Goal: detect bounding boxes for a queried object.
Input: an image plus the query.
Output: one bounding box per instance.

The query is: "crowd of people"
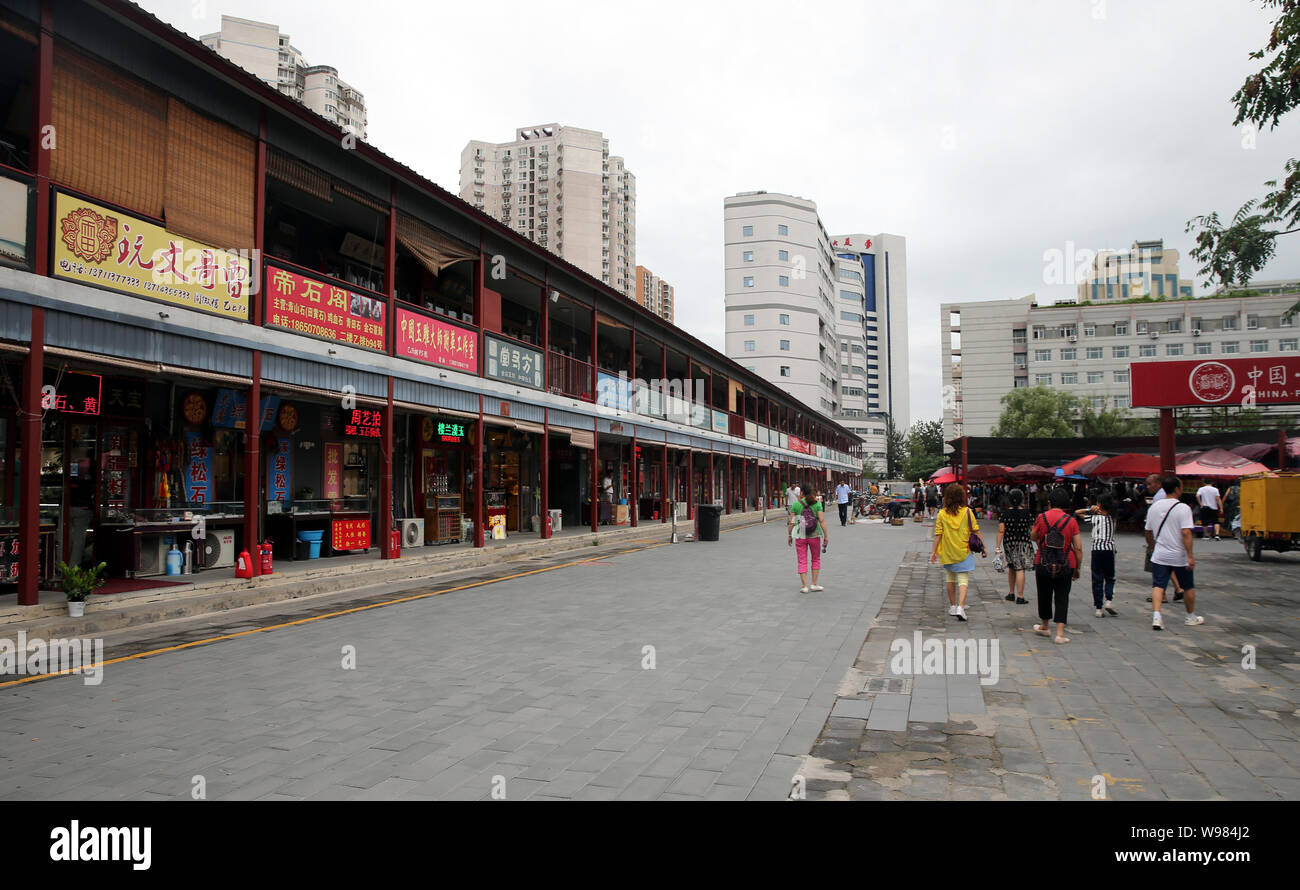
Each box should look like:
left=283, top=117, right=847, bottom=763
left=780, top=473, right=1230, bottom=636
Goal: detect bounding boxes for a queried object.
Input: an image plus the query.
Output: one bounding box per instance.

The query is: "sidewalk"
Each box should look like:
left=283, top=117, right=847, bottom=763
left=799, top=527, right=1300, bottom=801
left=0, top=508, right=770, bottom=640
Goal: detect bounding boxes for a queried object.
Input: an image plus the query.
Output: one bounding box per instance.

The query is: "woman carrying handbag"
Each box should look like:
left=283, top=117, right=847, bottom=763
left=930, top=483, right=986, bottom=621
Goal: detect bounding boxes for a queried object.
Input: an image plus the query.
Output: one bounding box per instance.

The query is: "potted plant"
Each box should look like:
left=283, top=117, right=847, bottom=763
left=60, top=561, right=107, bottom=617
left=296, top=487, right=316, bottom=501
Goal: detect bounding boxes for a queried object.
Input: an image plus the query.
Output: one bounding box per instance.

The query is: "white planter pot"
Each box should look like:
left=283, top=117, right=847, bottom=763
left=67, top=600, right=86, bottom=618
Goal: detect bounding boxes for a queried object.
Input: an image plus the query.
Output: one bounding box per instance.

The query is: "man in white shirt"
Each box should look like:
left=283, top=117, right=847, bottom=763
left=1195, top=479, right=1223, bottom=541
left=1144, top=476, right=1204, bottom=631
left=835, top=481, right=851, bottom=526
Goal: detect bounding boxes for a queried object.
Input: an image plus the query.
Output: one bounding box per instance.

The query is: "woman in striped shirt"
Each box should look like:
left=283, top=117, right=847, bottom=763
left=1075, top=493, right=1118, bottom=617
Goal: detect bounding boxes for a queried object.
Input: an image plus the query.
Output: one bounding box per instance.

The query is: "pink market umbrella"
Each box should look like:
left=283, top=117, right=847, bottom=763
left=966, top=464, right=1012, bottom=482
left=1176, top=448, right=1269, bottom=480
left=1006, top=463, right=1054, bottom=482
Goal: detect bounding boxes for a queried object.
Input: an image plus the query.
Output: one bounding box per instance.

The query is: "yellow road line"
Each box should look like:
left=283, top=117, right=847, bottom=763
left=2, top=538, right=674, bottom=688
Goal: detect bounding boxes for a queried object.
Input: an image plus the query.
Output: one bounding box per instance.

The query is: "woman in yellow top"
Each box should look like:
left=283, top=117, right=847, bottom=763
left=930, top=483, right=982, bottom=621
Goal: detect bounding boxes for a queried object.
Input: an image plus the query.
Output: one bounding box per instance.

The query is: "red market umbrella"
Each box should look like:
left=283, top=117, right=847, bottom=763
left=1176, top=448, right=1269, bottom=480
left=930, top=466, right=955, bottom=479
left=1093, top=453, right=1161, bottom=479
left=1060, top=454, right=1100, bottom=475
left=966, top=464, right=1012, bottom=481
left=1232, top=443, right=1274, bottom=461
left=1006, top=463, right=1054, bottom=481
left=931, top=472, right=958, bottom=485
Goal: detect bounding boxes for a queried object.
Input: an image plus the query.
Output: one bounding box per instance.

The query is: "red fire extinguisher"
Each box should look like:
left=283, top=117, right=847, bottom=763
left=390, top=527, right=401, bottom=559
left=259, top=540, right=273, bottom=575
left=545, top=512, right=553, bottom=537
left=235, top=549, right=253, bottom=579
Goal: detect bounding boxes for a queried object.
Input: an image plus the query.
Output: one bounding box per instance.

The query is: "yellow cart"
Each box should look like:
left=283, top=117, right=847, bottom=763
left=1240, top=471, right=1300, bottom=561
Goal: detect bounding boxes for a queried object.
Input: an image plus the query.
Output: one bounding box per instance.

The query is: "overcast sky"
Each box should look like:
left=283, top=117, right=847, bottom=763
left=146, top=0, right=1299, bottom=425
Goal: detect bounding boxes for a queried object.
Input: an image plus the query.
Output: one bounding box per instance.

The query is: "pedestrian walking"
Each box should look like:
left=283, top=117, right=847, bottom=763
left=1195, top=478, right=1224, bottom=541
left=1030, top=488, right=1082, bottom=644
left=930, top=483, right=984, bottom=622
left=925, top=483, right=939, bottom=519
left=1145, top=475, right=1205, bottom=631
left=995, top=488, right=1033, bottom=605
left=788, top=489, right=828, bottom=594
left=836, top=479, right=852, bottom=527
left=1224, top=483, right=1241, bottom=540
left=1075, top=494, right=1118, bottom=617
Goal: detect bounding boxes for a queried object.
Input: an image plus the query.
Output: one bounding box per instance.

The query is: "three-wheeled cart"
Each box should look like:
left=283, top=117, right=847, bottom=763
left=1240, top=471, right=1300, bottom=561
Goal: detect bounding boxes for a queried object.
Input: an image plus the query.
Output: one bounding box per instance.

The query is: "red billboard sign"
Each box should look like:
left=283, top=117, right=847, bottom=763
left=1130, top=357, right=1300, bottom=408
left=787, top=435, right=815, bottom=455
left=265, top=265, right=386, bottom=352
left=395, top=307, right=478, bottom=372
left=332, top=518, right=370, bottom=552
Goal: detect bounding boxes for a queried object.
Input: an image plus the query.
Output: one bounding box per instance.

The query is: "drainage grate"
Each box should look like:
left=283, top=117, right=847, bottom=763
left=863, top=676, right=912, bottom=695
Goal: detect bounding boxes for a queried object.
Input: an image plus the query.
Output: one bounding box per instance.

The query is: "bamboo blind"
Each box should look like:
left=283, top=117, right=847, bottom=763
left=163, top=97, right=255, bottom=251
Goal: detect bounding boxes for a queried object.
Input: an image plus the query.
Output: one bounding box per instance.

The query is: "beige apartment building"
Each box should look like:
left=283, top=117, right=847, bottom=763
left=635, top=265, right=674, bottom=323
left=459, top=124, right=636, bottom=298
left=200, top=16, right=367, bottom=139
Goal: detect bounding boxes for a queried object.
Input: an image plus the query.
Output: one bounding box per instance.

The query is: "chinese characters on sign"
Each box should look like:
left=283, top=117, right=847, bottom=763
left=341, top=408, right=383, bottom=438
left=184, top=432, right=213, bottom=506
left=265, top=265, right=386, bottom=352
left=268, top=438, right=292, bottom=502
left=1130, top=357, right=1300, bottom=408
left=324, top=443, right=342, bottom=499
left=485, top=334, right=544, bottom=390
left=52, top=193, right=250, bottom=320
left=436, top=421, right=466, bottom=444
left=331, top=518, right=370, bottom=552
left=396, top=308, right=479, bottom=373
left=787, top=435, right=815, bottom=455
left=40, top=369, right=101, bottom=415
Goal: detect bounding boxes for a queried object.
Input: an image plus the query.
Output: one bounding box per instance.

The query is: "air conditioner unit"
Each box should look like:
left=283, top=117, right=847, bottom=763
left=1149, top=331, right=1159, bottom=339
left=1067, top=335, right=1078, bottom=343
left=204, top=529, right=236, bottom=568
left=136, top=534, right=172, bottom=577
left=400, top=518, right=425, bottom=548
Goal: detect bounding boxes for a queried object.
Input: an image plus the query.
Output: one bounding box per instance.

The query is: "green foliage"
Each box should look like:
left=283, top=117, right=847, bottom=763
left=1176, top=407, right=1268, bottom=434
left=59, top=561, right=107, bottom=602
left=988, top=387, right=1081, bottom=438
left=901, top=419, right=948, bottom=480
left=1186, top=0, right=1300, bottom=311
left=861, top=458, right=880, bottom=479
left=884, top=416, right=906, bottom=478
left=1079, top=406, right=1153, bottom=438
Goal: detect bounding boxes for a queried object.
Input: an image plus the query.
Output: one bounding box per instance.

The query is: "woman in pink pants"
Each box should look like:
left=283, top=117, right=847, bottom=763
left=788, top=490, right=829, bottom=594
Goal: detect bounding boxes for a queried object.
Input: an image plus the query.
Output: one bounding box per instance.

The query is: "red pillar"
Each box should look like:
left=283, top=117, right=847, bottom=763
left=381, top=376, right=395, bottom=558
left=1159, top=409, right=1177, bottom=476
left=474, top=399, right=485, bottom=548
left=960, top=436, right=968, bottom=488
left=591, top=429, right=600, bottom=532
left=708, top=450, right=715, bottom=504
left=541, top=409, right=550, bottom=539
left=630, top=431, right=638, bottom=528
left=725, top=455, right=732, bottom=514
left=18, top=309, right=43, bottom=605
left=687, top=449, right=694, bottom=520
left=243, top=351, right=262, bottom=575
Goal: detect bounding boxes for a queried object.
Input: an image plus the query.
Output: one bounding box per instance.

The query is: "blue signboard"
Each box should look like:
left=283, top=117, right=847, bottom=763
left=184, top=432, right=213, bottom=506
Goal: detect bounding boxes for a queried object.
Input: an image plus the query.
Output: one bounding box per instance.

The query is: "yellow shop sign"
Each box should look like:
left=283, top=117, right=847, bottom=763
left=52, top=192, right=250, bottom=321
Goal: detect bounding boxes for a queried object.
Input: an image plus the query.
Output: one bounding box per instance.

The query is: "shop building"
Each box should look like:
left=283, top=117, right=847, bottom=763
left=0, top=0, right=861, bottom=606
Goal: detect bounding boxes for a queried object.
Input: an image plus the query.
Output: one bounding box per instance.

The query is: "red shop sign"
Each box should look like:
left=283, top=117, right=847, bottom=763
left=265, top=265, right=386, bottom=352
left=395, top=307, right=478, bottom=373
left=331, top=518, right=371, bottom=552
left=1130, top=357, right=1300, bottom=408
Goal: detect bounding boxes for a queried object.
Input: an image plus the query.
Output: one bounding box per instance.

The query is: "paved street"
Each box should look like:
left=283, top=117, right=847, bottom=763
left=802, top=524, right=1300, bottom=801
left=4, top=512, right=1297, bottom=801
left=1, top=515, right=907, bottom=801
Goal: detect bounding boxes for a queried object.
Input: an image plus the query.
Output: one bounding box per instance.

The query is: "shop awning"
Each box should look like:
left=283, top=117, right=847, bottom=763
left=488, top=418, right=544, bottom=435
left=396, top=211, right=478, bottom=274
left=549, top=425, right=596, bottom=450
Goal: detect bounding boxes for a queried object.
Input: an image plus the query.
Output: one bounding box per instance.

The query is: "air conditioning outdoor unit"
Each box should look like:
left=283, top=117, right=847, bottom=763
left=136, top=534, right=171, bottom=577
left=1192, top=329, right=1202, bottom=336
left=400, top=518, right=425, bottom=549
left=1149, top=331, right=1159, bottom=339
left=1067, top=335, right=1078, bottom=343
left=204, top=529, right=236, bottom=568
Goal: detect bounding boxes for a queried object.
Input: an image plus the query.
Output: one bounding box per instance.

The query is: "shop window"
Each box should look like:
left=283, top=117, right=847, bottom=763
left=494, top=268, right=543, bottom=345
left=0, top=19, right=37, bottom=172
left=394, top=211, right=478, bottom=319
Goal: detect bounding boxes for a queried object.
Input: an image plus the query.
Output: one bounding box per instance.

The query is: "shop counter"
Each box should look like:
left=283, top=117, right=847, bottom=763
left=104, top=511, right=245, bottom=577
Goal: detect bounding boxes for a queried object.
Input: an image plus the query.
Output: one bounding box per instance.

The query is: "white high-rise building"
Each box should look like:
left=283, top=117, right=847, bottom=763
left=459, top=124, right=636, bottom=298
left=200, top=16, right=367, bottom=139
left=723, top=192, right=910, bottom=462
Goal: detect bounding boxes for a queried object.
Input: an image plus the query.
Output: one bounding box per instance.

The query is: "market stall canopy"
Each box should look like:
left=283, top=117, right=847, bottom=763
left=1060, top=454, right=1100, bottom=475
left=930, top=466, right=956, bottom=480
left=1093, top=453, right=1161, bottom=479
left=952, top=432, right=1290, bottom=466
left=966, top=464, right=1011, bottom=481
left=1006, top=463, right=1054, bottom=481
left=932, top=472, right=958, bottom=485
left=1232, top=443, right=1274, bottom=461
left=1176, top=448, right=1269, bottom=480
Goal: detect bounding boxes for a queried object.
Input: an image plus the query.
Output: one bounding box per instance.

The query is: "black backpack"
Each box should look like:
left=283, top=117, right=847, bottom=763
left=1039, top=512, right=1071, bottom=577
